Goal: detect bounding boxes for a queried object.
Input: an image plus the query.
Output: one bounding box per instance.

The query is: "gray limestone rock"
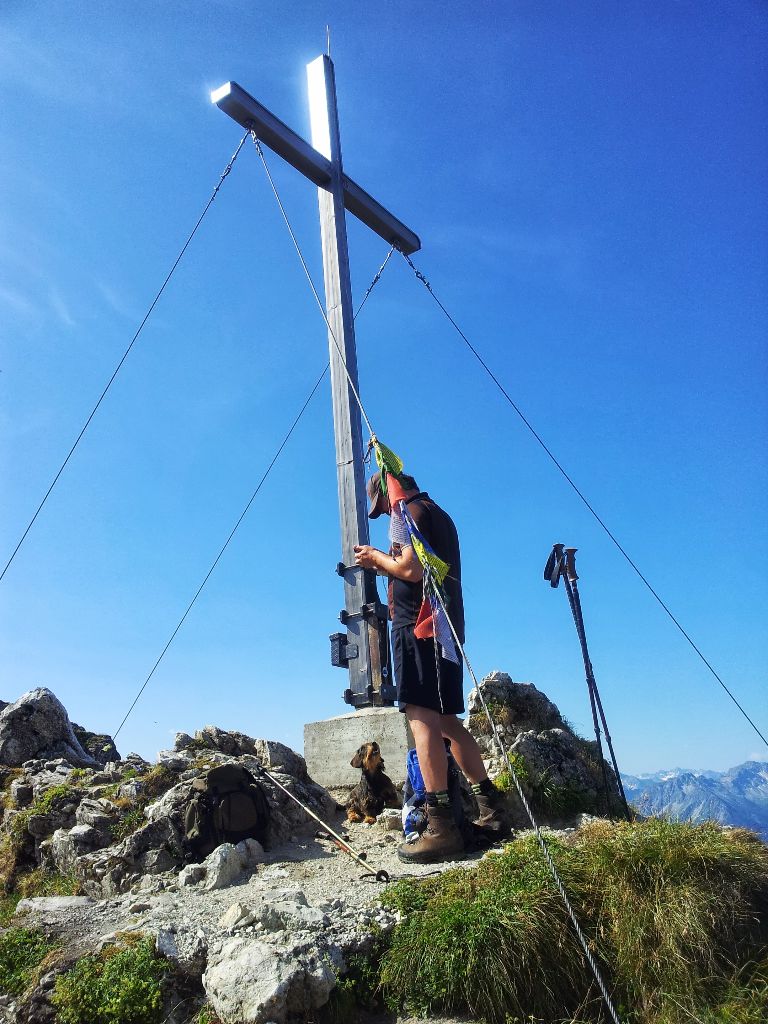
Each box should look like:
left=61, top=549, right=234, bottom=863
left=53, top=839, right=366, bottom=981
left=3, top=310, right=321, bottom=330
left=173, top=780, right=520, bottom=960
left=237, top=837, right=266, bottom=868
left=10, top=779, right=33, bottom=807
left=50, top=824, right=106, bottom=874
left=71, top=723, right=120, bottom=765
left=75, top=796, right=119, bottom=835
left=251, top=739, right=307, bottom=779
left=257, top=900, right=327, bottom=933
left=0, top=689, right=99, bottom=768
left=203, top=843, right=248, bottom=891
left=193, top=725, right=240, bottom=755
left=174, top=732, right=194, bottom=751
left=144, top=781, right=191, bottom=824
left=512, top=728, right=611, bottom=797
left=27, top=803, right=79, bottom=840
left=154, top=751, right=189, bottom=771
left=218, top=902, right=259, bottom=930
left=178, top=863, right=206, bottom=887
left=77, top=817, right=183, bottom=896
left=468, top=673, right=568, bottom=735
left=15, top=895, right=95, bottom=917
left=203, top=937, right=335, bottom=1024
left=466, top=671, right=619, bottom=823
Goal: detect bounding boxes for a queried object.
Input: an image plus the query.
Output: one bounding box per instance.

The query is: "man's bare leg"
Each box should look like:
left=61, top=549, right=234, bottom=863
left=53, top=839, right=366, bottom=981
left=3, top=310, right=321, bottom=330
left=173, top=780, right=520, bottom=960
left=440, top=714, right=512, bottom=839
left=399, top=704, right=464, bottom=863
left=439, top=714, right=487, bottom=784
left=404, top=705, right=449, bottom=792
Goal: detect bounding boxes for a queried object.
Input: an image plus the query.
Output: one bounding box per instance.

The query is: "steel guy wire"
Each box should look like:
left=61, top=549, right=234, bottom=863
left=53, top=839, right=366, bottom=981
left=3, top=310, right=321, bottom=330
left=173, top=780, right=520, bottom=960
left=250, top=132, right=378, bottom=440
left=400, top=249, right=768, bottom=751
left=1, top=131, right=251, bottom=586
left=112, top=249, right=395, bottom=740
left=424, top=569, right=624, bottom=1024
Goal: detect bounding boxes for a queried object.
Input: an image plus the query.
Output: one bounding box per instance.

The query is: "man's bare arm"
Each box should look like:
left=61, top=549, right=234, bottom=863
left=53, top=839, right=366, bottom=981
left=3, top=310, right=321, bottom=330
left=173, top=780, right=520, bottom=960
left=353, top=543, right=424, bottom=582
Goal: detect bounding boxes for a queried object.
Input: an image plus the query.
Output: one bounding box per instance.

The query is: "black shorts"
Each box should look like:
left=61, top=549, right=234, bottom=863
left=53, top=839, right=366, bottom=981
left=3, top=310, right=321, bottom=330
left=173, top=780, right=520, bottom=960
left=392, top=624, right=465, bottom=715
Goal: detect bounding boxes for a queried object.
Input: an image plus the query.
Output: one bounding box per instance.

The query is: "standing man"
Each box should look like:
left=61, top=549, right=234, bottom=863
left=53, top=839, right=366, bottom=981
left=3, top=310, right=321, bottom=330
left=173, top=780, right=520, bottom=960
left=354, top=470, right=509, bottom=863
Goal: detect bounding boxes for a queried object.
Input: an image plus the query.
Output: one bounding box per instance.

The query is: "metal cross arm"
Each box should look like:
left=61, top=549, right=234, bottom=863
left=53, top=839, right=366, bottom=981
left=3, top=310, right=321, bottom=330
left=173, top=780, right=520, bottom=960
left=210, top=81, right=420, bottom=255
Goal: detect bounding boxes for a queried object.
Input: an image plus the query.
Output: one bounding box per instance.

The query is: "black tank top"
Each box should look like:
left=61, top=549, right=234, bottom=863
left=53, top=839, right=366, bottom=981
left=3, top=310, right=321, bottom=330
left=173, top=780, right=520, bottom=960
left=389, top=493, right=465, bottom=643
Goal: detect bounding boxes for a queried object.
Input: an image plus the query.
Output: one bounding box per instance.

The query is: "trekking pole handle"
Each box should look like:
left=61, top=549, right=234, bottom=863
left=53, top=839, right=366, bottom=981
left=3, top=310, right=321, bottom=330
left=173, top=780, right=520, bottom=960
left=564, top=547, right=579, bottom=582
left=544, top=543, right=565, bottom=588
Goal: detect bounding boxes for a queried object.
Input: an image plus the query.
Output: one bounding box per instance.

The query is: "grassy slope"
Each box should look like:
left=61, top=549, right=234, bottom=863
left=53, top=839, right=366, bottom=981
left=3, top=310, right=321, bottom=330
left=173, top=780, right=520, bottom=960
left=378, top=819, right=768, bottom=1024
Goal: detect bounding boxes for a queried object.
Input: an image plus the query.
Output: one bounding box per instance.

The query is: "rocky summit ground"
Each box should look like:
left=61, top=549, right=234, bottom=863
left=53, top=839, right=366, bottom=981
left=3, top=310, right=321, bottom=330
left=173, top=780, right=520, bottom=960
left=0, top=676, right=616, bottom=1024
left=10, top=815, right=480, bottom=1024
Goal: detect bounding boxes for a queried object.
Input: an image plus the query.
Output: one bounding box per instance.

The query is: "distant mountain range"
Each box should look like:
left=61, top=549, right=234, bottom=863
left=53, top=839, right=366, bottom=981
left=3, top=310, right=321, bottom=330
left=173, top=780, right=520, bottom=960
left=620, top=761, right=768, bottom=840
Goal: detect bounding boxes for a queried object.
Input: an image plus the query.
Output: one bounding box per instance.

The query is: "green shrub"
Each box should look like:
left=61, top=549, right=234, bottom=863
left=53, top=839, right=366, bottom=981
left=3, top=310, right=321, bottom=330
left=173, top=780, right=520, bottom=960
left=0, top=927, right=59, bottom=996
left=110, top=806, right=147, bottom=841
left=52, top=935, right=168, bottom=1024
left=495, top=753, right=530, bottom=792
left=381, top=836, right=586, bottom=1021
left=581, top=819, right=768, bottom=1018
left=0, top=892, right=21, bottom=926
left=380, top=819, right=768, bottom=1024
left=321, top=946, right=386, bottom=1023
left=195, top=1007, right=222, bottom=1024
left=6, top=783, right=81, bottom=847
left=31, top=783, right=78, bottom=814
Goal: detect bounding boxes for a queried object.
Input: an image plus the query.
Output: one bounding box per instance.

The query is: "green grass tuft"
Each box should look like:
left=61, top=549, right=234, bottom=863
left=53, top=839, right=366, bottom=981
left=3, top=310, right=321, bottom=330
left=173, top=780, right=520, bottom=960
left=195, top=1006, right=223, bottom=1024
left=0, top=927, right=60, bottom=996
left=52, top=935, right=168, bottom=1024
left=697, top=955, right=768, bottom=1024
left=1, top=864, right=81, bottom=926
left=106, top=763, right=177, bottom=841
left=16, top=867, right=82, bottom=900
left=379, top=819, right=768, bottom=1023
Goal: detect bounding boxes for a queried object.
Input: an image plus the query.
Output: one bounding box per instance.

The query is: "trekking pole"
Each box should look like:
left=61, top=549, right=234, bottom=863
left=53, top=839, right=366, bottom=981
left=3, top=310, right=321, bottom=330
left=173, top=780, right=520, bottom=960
left=544, top=544, right=632, bottom=821
left=564, top=553, right=632, bottom=821
left=561, top=552, right=620, bottom=819
left=252, top=762, right=390, bottom=882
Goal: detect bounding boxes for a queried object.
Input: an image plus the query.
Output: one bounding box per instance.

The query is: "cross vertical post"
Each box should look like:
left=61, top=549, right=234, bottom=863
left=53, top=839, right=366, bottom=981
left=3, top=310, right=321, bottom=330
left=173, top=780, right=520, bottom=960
left=211, top=56, right=419, bottom=709
left=306, top=55, right=384, bottom=707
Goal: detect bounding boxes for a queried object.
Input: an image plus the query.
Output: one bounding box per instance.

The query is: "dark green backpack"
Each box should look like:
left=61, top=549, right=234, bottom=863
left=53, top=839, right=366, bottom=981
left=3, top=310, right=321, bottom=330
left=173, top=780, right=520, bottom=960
left=183, top=763, right=270, bottom=860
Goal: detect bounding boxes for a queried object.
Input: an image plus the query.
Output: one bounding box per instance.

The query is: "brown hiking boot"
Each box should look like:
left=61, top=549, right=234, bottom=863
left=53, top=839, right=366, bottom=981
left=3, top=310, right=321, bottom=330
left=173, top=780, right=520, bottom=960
left=397, top=805, right=466, bottom=864
left=473, top=788, right=514, bottom=841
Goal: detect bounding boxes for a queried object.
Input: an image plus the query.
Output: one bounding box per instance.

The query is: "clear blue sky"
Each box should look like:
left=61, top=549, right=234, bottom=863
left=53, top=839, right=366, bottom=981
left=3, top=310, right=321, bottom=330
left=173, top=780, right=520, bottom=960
left=1, top=2, right=766, bottom=775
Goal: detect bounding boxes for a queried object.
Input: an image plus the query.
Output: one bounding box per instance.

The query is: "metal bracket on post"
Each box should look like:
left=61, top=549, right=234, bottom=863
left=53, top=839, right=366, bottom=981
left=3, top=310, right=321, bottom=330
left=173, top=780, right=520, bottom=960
left=329, top=633, right=359, bottom=668
left=333, top=566, right=395, bottom=708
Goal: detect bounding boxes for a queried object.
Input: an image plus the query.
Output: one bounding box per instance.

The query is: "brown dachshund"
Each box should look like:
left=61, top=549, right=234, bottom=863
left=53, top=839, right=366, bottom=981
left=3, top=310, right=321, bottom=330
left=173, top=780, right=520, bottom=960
left=346, top=741, right=400, bottom=823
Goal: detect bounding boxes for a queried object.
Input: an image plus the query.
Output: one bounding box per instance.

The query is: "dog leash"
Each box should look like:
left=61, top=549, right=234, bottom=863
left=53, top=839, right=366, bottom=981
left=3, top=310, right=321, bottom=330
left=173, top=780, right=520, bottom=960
left=252, top=762, right=390, bottom=883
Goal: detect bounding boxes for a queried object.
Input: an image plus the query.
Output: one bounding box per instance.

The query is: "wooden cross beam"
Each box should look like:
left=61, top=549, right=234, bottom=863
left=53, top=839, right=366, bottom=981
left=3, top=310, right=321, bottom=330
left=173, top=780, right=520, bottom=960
left=212, top=56, right=420, bottom=709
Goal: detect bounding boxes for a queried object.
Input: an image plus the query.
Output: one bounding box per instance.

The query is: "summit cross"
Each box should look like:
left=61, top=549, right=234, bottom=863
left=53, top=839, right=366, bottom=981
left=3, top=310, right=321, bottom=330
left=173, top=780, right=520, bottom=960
left=211, top=56, right=420, bottom=709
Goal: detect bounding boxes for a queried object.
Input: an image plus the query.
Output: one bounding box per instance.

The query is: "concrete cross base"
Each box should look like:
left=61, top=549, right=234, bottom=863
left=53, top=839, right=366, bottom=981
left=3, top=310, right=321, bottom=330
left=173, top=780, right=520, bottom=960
left=304, top=706, right=414, bottom=790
